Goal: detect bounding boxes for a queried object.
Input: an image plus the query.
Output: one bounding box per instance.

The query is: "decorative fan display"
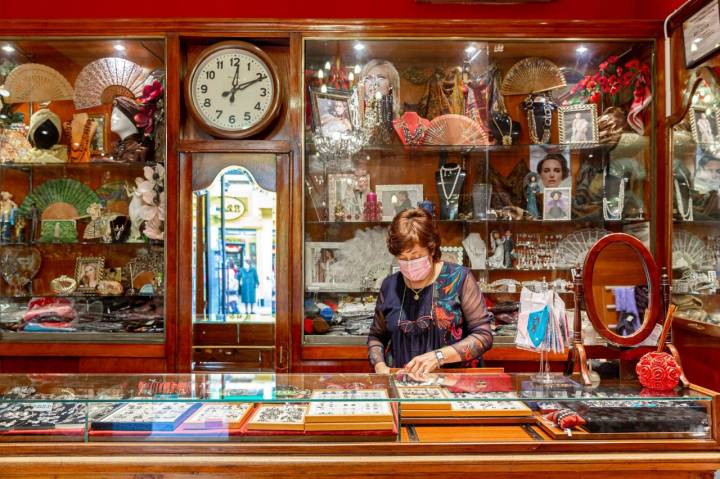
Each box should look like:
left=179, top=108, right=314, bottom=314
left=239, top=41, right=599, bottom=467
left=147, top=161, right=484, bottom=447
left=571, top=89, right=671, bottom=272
left=0, top=246, right=41, bottom=296
left=0, top=128, right=32, bottom=163
left=73, top=57, right=148, bottom=109
left=96, top=180, right=130, bottom=216
left=554, top=229, right=609, bottom=268
left=672, top=231, right=713, bottom=271
left=423, top=114, right=490, bottom=146
left=501, top=58, right=566, bottom=96
left=18, top=178, right=101, bottom=220
left=333, top=228, right=394, bottom=290
left=4, top=64, right=73, bottom=104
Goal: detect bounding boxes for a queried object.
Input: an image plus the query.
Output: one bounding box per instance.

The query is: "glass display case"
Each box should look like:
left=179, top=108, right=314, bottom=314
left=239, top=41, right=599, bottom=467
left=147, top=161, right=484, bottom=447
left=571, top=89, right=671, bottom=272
left=0, top=372, right=713, bottom=443
left=0, top=38, right=166, bottom=343
left=302, top=39, right=656, bottom=349
left=670, top=67, right=720, bottom=342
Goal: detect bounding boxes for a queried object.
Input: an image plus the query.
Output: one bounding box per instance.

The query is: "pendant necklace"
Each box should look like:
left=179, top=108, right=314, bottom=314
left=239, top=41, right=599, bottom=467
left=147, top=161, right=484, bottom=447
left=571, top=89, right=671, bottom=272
left=491, top=115, right=512, bottom=146
left=674, top=170, right=693, bottom=221
left=440, top=165, right=462, bottom=202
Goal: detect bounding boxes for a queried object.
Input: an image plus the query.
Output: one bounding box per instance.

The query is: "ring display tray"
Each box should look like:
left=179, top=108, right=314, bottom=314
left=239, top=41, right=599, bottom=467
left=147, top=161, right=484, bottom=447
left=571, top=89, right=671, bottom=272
left=90, top=402, right=202, bottom=432
left=181, top=403, right=253, bottom=430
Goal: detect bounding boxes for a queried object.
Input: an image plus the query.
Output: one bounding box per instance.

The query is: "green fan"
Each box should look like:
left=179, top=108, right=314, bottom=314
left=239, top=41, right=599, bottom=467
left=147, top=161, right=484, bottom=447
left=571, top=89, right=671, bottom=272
left=18, top=178, right=101, bottom=220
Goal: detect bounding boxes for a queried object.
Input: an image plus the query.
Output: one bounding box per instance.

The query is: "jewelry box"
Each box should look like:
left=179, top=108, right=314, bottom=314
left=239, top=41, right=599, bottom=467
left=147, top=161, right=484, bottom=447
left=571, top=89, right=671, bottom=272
left=91, top=402, right=202, bottom=431
left=247, top=404, right=307, bottom=431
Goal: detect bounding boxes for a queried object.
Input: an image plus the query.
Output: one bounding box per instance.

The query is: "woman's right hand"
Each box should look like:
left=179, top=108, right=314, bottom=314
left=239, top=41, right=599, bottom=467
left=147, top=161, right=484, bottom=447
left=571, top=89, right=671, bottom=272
left=374, top=363, right=391, bottom=374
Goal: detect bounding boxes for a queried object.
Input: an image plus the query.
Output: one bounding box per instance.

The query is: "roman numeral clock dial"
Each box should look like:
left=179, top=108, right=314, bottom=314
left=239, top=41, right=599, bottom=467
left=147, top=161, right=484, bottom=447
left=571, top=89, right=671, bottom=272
left=186, top=41, right=281, bottom=139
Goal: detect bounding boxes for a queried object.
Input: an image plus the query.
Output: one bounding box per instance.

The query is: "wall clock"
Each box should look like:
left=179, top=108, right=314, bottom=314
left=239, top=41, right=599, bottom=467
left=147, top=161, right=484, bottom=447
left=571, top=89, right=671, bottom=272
left=186, top=41, right=281, bottom=139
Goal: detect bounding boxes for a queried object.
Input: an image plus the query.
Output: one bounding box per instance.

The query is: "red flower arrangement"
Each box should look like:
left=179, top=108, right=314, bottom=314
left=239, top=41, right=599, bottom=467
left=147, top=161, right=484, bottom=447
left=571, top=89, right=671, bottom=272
left=134, top=80, right=164, bottom=136
left=635, top=351, right=682, bottom=391
left=566, top=56, right=651, bottom=108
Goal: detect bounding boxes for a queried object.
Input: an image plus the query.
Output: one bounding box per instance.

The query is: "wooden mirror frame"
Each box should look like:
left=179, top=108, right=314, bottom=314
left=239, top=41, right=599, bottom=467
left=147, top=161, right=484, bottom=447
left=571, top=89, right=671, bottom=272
left=582, top=232, right=662, bottom=347
left=667, top=66, right=720, bottom=128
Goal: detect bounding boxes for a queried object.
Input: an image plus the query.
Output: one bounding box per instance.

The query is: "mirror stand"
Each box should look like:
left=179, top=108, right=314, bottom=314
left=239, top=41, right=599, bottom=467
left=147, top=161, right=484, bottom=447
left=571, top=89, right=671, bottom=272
left=565, top=265, right=688, bottom=387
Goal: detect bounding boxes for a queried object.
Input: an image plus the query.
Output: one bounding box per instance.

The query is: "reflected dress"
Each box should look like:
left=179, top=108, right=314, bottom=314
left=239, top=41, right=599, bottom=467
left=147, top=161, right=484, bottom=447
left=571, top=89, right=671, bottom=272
left=367, top=262, right=493, bottom=368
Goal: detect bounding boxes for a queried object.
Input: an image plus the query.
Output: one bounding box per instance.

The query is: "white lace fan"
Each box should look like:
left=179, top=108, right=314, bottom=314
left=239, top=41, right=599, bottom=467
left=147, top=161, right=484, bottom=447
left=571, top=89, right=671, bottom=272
left=554, top=229, right=609, bottom=269
left=73, top=57, right=148, bottom=109
left=423, top=114, right=490, bottom=146
left=4, top=64, right=73, bottom=104
left=672, top=231, right=713, bottom=270
left=334, top=228, right=393, bottom=290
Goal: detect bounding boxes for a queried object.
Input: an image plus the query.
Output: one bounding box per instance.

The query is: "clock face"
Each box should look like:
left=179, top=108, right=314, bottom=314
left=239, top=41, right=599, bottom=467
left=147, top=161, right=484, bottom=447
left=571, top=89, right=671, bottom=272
left=190, top=47, right=276, bottom=134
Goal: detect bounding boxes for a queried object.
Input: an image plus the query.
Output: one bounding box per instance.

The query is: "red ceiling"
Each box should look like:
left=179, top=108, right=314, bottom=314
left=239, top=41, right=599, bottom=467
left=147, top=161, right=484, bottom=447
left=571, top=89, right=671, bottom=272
left=0, top=0, right=688, bottom=21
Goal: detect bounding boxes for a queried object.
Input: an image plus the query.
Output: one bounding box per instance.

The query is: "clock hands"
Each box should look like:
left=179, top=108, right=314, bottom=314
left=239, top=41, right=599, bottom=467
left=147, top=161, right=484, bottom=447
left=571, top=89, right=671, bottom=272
left=222, top=74, right=268, bottom=103
left=227, top=64, right=240, bottom=103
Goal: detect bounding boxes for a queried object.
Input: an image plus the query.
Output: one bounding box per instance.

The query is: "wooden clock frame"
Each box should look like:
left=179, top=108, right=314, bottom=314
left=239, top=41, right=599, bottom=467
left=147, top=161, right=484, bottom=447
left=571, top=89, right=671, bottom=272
left=184, top=40, right=282, bottom=140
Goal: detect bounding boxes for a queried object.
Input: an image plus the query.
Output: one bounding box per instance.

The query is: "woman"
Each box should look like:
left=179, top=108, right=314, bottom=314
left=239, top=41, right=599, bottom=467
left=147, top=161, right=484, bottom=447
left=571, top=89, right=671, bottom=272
left=319, top=100, right=352, bottom=137
left=226, top=259, right=239, bottom=314
left=367, top=208, right=493, bottom=374
left=81, top=264, right=99, bottom=289
left=536, top=153, right=571, bottom=189
left=546, top=190, right=567, bottom=219
left=239, top=259, right=260, bottom=315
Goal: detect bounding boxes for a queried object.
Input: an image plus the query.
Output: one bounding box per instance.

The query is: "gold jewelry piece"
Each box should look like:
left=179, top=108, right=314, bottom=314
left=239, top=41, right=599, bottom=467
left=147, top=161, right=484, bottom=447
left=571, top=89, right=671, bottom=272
left=97, top=280, right=124, bottom=296
left=50, top=275, right=77, bottom=295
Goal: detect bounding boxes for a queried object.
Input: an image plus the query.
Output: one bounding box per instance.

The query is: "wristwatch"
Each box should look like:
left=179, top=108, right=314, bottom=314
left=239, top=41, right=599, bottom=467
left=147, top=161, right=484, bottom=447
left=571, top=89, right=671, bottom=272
left=434, top=349, right=445, bottom=367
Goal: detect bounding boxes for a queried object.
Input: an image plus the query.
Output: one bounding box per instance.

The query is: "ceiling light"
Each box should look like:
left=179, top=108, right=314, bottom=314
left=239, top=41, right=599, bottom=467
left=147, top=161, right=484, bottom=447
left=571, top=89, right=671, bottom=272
left=320, top=84, right=327, bottom=93
left=465, top=45, right=477, bottom=54
left=348, top=72, right=355, bottom=82
left=317, top=69, right=324, bottom=80
left=113, top=44, right=126, bottom=52
left=1, top=45, right=15, bottom=53
left=353, top=43, right=365, bottom=52
left=576, top=45, right=588, bottom=54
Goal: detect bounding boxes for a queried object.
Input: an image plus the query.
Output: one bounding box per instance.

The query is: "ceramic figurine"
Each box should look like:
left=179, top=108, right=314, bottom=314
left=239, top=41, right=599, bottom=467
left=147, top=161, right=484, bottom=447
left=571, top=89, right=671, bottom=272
left=0, top=191, right=17, bottom=243
left=524, top=172, right=541, bottom=219
left=502, top=230, right=514, bottom=269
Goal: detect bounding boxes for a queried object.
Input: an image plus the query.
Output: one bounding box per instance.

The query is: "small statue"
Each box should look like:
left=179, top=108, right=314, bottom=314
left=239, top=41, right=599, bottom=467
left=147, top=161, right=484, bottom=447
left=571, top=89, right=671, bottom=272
left=0, top=191, right=17, bottom=243
left=83, top=203, right=111, bottom=241
left=524, top=172, right=541, bottom=219
left=14, top=217, right=26, bottom=243
left=502, top=230, right=514, bottom=269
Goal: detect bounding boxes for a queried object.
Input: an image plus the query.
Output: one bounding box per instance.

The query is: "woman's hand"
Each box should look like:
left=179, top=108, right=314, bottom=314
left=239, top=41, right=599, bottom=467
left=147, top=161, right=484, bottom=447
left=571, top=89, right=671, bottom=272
left=404, top=351, right=440, bottom=375
left=374, top=363, right=391, bottom=374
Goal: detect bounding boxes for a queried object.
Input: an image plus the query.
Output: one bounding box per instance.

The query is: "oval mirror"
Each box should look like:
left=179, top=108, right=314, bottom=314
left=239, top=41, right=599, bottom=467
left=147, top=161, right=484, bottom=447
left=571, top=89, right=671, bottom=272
left=582, top=233, right=661, bottom=346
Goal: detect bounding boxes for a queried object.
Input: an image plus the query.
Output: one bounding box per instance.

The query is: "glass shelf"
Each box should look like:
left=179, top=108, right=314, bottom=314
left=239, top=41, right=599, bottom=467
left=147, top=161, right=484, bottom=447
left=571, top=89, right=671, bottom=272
left=0, top=160, right=161, bottom=170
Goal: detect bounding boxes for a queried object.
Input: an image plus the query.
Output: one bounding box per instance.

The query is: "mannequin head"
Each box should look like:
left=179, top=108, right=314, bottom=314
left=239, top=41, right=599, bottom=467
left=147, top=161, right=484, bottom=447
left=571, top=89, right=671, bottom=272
left=28, top=109, right=61, bottom=149
left=111, top=96, right=141, bottom=140
left=359, top=59, right=401, bottom=116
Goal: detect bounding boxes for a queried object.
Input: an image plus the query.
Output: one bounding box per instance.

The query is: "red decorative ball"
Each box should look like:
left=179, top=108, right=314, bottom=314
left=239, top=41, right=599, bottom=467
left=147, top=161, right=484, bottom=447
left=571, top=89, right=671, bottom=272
left=636, top=351, right=682, bottom=391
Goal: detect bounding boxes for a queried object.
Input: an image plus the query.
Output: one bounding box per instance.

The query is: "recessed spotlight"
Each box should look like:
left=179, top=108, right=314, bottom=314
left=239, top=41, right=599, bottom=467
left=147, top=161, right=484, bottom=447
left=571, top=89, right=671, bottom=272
left=320, top=84, right=327, bottom=93
left=2, top=45, right=15, bottom=53
left=113, top=44, right=126, bottom=52
left=353, top=43, right=365, bottom=52
left=324, top=61, right=331, bottom=70
left=0, top=85, right=8, bottom=97
left=576, top=45, right=588, bottom=54
left=465, top=45, right=477, bottom=54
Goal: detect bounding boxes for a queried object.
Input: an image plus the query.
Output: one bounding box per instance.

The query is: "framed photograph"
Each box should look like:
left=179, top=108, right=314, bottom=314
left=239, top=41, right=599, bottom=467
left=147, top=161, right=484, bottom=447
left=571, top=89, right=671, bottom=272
left=327, top=173, right=370, bottom=222
left=375, top=184, right=424, bottom=221
left=529, top=145, right=572, bottom=191
left=694, top=144, right=720, bottom=194
left=689, top=106, right=719, bottom=145
left=683, top=0, right=720, bottom=68
left=88, top=113, right=108, bottom=156
left=310, top=88, right=354, bottom=137
left=440, top=246, right=465, bottom=265
left=75, top=256, right=105, bottom=292
left=543, top=187, right=572, bottom=221
left=305, top=241, right=361, bottom=291
left=558, top=104, right=598, bottom=146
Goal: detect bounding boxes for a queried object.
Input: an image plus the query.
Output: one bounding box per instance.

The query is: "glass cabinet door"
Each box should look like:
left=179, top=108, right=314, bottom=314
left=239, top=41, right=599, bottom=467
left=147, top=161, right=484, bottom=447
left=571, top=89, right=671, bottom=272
left=0, top=38, right=166, bottom=343
left=302, top=38, right=655, bottom=350
left=191, top=153, right=279, bottom=371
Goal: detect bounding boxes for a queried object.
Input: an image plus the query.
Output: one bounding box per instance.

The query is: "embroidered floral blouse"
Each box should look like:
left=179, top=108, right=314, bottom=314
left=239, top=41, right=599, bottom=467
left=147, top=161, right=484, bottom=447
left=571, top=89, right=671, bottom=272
left=367, top=262, right=493, bottom=368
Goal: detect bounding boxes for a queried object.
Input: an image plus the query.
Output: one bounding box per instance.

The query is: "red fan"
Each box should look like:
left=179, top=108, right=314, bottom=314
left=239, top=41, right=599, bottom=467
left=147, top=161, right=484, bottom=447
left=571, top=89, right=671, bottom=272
left=423, top=114, right=490, bottom=146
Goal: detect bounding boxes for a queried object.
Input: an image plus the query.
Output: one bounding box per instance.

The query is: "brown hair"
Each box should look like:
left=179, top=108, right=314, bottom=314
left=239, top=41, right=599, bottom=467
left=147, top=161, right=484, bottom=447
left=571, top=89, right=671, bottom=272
left=386, top=208, right=441, bottom=262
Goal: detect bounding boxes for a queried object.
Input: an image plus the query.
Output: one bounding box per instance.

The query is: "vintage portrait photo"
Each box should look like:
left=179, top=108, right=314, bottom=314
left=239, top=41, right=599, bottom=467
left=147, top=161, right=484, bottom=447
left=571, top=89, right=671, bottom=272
left=694, top=148, right=720, bottom=194
left=529, top=146, right=572, bottom=191
left=375, top=184, right=423, bottom=221
left=88, top=113, right=107, bottom=156
left=327, top=173, right=370, bottom=222
left=543, top=187, right=572, bottom=221
left=75, top=256, right=105, bottom=292
left=558, top=104, right=598, bottom=145
left=304, top=242, right=360, bottom=291
left=310, top=88, right=353, bottom=137
left=690, top=107, right=719, bottom=145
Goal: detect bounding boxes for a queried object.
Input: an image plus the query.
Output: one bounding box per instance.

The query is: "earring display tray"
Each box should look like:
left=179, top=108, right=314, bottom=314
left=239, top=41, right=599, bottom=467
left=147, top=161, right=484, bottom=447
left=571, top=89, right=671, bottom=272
left=90, top=402, right=202, bottom=431
left=181, top=403, right=253, bottom=430
left=306, top=401, right=393, bottom=424
left=0, top=402, right=86, bottom=432
left=309, top=389, right=389, bottom=401
left=396, top=386, right=452, bottom=411
left=246, top=404, right=307, bottom=431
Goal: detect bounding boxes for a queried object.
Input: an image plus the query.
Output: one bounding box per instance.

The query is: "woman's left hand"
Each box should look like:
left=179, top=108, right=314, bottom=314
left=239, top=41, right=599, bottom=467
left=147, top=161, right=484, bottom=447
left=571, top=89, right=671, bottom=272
left=404, top=352, right=440, bottom=375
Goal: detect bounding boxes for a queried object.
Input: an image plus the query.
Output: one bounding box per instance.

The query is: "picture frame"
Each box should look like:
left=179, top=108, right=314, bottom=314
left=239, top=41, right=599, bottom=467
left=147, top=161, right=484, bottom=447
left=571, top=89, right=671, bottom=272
left=440, top=246, right=465, bottom=265
left=375, top=184, right=424, bottom=221
left=305, top=241, right=362, bottom=292
left=558, top=104, right=598, bottom=146
left=88, top=113, right=108, bottom=156
left=543, top=187, right=572, bottom=221
left=529, top=145, right=572, bottom=191
left=683, top=0, right=720, bottom=69
left=327, top=173, right=370, bottom=222
left=689, top=106, right=719, bottom=145
left=75, top=256, right=105, bottom=292
left=309, top=88, right=354, bottom=137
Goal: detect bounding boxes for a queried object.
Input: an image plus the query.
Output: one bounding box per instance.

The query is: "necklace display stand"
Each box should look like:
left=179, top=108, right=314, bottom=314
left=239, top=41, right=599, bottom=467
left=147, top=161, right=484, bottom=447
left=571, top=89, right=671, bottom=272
left=435, top=156, right=466, bottom=220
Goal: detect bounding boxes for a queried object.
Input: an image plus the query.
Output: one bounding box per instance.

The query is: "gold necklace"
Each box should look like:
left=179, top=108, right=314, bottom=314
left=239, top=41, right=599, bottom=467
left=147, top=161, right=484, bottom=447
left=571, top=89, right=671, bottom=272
left=408, top=285, right=425, bottom=301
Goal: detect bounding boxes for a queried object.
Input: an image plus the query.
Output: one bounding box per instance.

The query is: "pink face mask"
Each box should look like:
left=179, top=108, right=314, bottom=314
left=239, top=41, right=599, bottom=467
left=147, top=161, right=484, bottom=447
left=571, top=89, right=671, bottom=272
left=397, top=255, right=432, bottom=282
